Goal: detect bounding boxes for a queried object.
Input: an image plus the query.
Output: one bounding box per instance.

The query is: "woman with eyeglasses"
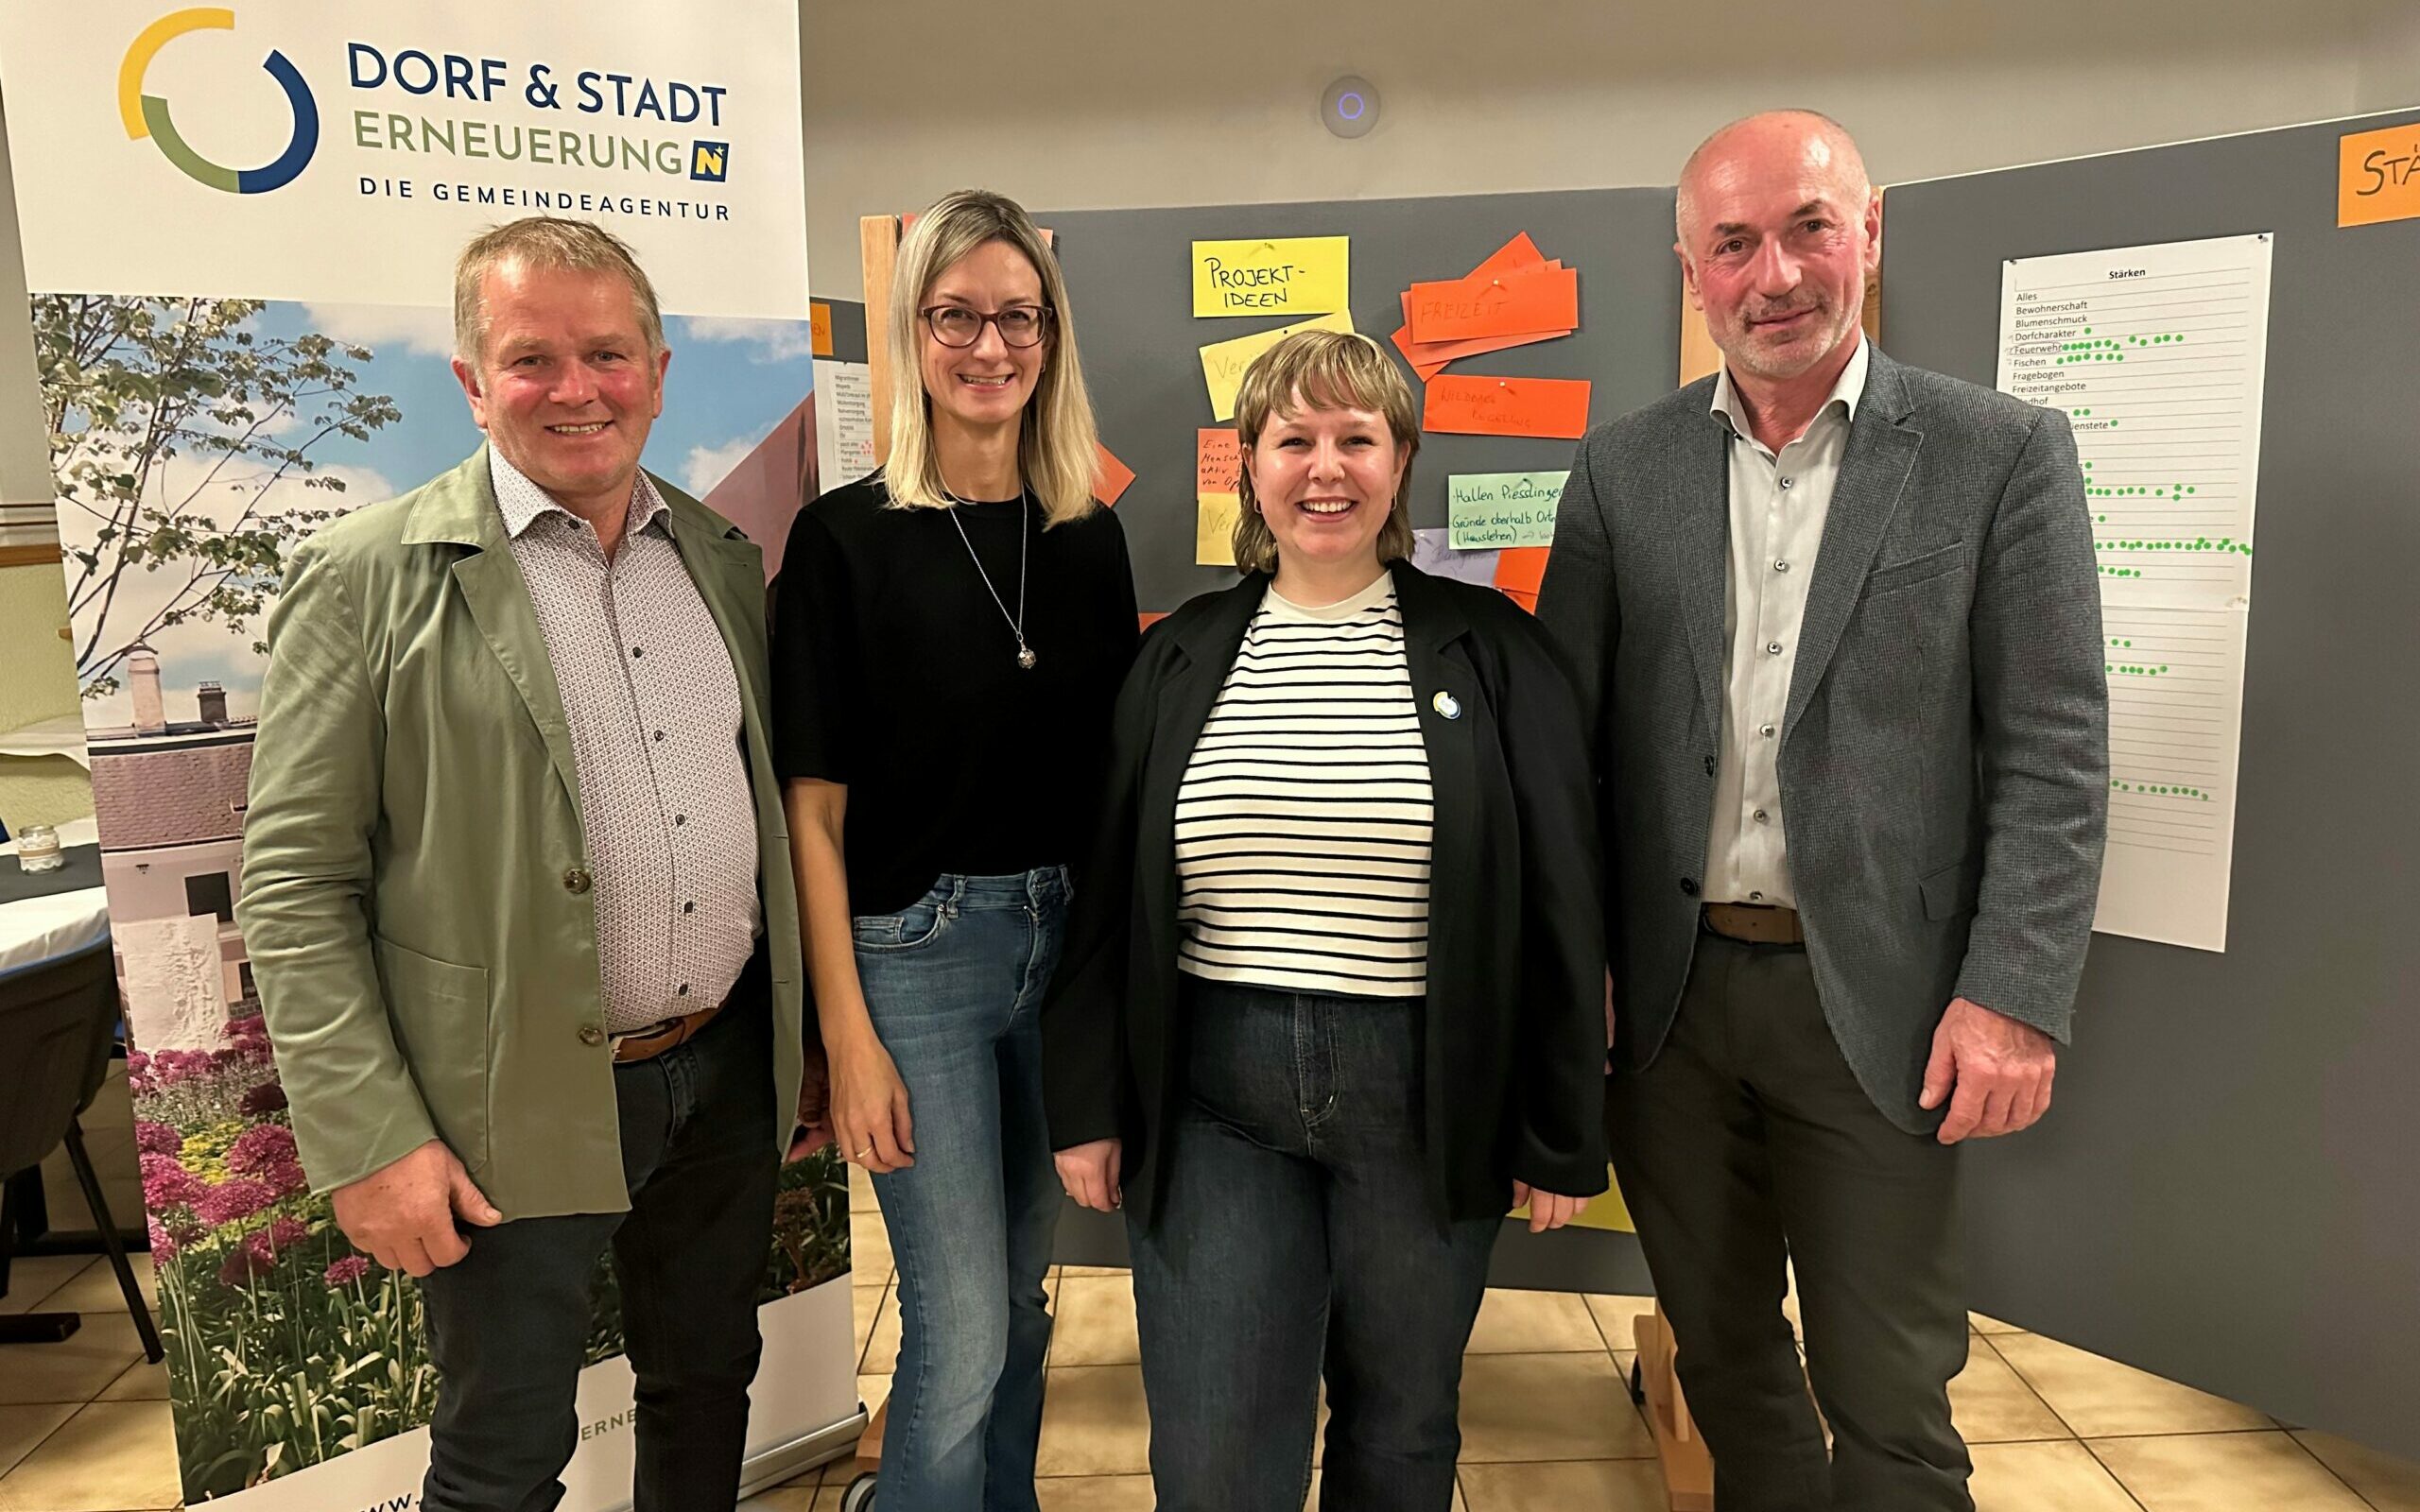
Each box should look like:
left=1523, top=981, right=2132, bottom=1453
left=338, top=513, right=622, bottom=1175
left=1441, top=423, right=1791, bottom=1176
left=771, top=188, right=1138, bottom=1509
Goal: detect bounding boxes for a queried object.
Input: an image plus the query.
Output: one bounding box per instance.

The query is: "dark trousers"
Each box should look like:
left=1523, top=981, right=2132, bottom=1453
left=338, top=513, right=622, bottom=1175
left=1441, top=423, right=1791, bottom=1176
left=1129, top=979, right=1497, bottom=1512
left=415, top=978, right=778, bottom=1512
left=1607, top=931, right=1971, bottom=1512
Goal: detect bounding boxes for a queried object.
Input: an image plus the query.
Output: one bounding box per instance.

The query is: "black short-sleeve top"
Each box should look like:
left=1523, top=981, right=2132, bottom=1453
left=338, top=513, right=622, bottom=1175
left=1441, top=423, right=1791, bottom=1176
left=770, top=475, right=1141, bottom=915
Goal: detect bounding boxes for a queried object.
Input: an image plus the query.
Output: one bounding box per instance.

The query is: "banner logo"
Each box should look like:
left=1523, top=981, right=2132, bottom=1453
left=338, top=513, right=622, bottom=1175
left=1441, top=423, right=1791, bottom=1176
left=120, top=8, right=319, bottom=194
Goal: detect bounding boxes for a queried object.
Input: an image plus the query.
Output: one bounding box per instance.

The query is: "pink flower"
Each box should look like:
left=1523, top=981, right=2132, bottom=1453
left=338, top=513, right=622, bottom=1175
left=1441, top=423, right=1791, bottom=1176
left=262, top=1159, right=309, bottom=1197
left=323, top=1255, right=371, bottom=1287
left=240, top=1220, right=307, bottom=1268
left=134, top=1121, right=182, bottom=1157
left=221, top=1013, right=269, bottom=1045
left=218, top=1247, right=274, bottom=1287
left=147, top=1216, right=179, bottom=1262
left=140, top=1152, right=204, bottom=1210
left=238, top=1081, right=288, bottom=1115
left=225, top=1124, right=298, bottom=1177
left=192, top=1177, right=275, bottom=1227
left=150, top=1049, right=215, bottom=1087
left=126, top=1050, right=150, bottom=1075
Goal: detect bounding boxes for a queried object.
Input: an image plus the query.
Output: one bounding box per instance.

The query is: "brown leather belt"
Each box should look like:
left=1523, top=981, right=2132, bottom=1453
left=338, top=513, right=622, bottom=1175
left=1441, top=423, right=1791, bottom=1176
left=1703, top=902, right=1806, bottom=946
left=611, top=998, right=726, bottom=1064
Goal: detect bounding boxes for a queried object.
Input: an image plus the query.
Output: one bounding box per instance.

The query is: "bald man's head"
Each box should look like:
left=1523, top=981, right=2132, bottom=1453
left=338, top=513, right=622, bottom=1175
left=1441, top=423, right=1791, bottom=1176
left=1676, top=110, right=1871, bottom=248
left=1672, top=111, right=1880, bottom=386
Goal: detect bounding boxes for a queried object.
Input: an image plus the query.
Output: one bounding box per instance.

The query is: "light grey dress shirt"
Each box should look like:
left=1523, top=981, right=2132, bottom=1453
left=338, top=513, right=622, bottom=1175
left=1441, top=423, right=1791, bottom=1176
left=1703, top=336, right=1872, bottom=907
left=491, top=449, right=760, bottom=1033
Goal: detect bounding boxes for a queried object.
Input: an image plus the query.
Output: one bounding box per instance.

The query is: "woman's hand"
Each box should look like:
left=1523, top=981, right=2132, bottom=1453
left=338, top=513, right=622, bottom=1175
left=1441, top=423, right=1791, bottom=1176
left=1512, top=1181, right=1592, bottom=1234
left=826, top=1025, right=915, bottom=1173
left=1055, top=1139, right=1123, bottom=1211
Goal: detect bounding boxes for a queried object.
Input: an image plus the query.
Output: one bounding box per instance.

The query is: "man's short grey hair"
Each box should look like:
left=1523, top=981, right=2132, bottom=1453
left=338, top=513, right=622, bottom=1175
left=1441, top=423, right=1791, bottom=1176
left=453, top=216, right=666, bottom=366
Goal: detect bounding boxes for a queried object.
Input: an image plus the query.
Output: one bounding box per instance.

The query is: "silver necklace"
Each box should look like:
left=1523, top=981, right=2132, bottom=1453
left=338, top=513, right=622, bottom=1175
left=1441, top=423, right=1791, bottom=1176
left=944, top=490, right=1036, bottom=670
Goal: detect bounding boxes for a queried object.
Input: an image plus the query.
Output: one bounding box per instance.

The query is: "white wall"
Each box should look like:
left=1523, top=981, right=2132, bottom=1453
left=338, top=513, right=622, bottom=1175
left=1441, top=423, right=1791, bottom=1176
left=2355, top=6, right=2420, bottom=112
left=800, top=0, right=2387, bottom=296
left=0, top=97, right=51, bottom=506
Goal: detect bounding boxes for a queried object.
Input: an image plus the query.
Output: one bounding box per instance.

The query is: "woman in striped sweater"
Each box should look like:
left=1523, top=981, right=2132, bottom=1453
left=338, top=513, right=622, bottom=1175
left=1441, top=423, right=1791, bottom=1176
left=1041, top=330, right=1610, bottom=1512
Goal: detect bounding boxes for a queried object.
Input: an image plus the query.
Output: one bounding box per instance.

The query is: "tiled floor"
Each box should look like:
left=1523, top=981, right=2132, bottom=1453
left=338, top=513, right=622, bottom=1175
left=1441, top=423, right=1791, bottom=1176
left=6, top=1171, right=2417, bottom=1511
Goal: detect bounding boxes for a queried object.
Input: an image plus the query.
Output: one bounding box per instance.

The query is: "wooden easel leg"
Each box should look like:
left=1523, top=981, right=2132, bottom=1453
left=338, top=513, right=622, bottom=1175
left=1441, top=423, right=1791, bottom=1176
left=1634, top=1302, right=1716, bottom=1511
left=857, top=1396, right=887, bottom=1461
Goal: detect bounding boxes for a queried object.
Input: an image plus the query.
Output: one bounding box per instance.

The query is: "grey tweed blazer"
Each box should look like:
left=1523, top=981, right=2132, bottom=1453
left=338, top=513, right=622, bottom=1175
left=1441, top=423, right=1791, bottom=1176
left=1536, top=344, right=2109, bottom=1132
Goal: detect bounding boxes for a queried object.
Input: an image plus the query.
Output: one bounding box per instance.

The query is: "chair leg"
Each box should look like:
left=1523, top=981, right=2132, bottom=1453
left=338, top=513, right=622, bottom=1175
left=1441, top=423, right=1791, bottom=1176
left=0, top=1170, right=13, bottom=1298
left=63, top=1119, right=164, bottom=1363
left=0, top=1172, right=81, bottom=1345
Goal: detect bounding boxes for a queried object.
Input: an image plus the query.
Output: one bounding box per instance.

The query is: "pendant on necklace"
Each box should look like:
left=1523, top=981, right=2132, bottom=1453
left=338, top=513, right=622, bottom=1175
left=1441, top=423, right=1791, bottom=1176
left=1016, top=645, right=1039, bottom=671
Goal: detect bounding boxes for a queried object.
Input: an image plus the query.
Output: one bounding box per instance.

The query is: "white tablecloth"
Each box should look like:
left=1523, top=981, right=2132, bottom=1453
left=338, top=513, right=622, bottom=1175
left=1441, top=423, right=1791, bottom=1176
left=0, top=713, right=93, bottom=768
left=0, top=815, right=109, bottom=976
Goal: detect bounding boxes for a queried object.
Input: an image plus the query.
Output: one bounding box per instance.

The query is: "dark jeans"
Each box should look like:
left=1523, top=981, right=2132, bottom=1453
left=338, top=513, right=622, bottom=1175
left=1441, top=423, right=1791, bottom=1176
left=415, top=972, right=778, bottom=1512
left=1130, top=978, right=1497, bottom=1512
left=1607, top=930, right=1970, bottom=1512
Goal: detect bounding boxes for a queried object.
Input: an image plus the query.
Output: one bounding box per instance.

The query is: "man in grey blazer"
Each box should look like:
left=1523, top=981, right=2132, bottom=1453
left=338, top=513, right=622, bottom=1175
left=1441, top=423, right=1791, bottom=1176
left=1537, top=112, right=2108, bottom=1510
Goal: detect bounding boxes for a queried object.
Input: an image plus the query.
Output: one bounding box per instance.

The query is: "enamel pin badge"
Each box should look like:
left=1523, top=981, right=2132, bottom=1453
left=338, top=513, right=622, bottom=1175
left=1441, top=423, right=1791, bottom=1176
left=1431, top=690, right=1462, bottom=719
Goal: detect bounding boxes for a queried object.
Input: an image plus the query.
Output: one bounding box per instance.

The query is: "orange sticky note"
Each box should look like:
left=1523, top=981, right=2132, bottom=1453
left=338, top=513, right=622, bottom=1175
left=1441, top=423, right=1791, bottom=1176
left=2339, top=122, right=2420, bottom=228
left=1094, top=443, right=1135, bottom=506
left=1467, top=232, right=1549, bottom=283
left=1409, top=263, right=1580, bottom=344
left=1493, top=546, right=1550, bottom=614
left=1197, top=428, right=1241, bottom=494
left=1391, top=288, right=1570, bottom=379
left=809, top=301, right=835, bottom=357
left=1423, top=376, right=1592, bottom=440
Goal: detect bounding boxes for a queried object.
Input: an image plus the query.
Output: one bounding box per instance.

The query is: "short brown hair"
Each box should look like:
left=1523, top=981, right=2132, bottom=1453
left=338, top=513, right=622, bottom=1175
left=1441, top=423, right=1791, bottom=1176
left=1230, top=330, right=1420, bottom=575
left=453, top=216, right=665, bottom=366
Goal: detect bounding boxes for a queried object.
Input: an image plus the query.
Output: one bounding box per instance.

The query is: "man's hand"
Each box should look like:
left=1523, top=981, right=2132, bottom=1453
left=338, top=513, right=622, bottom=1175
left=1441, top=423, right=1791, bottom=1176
left=330, top=1139, right=502, bottom=1277
left=1055, top=1139, right=1122, bottom=1212
left=1512, top=1181, right=1593, bottom=1233
left=1920, top=997, right=2058, bottom=1144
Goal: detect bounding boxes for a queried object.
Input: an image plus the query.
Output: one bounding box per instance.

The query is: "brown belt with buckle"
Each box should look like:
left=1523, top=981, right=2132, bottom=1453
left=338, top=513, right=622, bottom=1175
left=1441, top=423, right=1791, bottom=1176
left=1703, top=902, right=1806, bottom=945
left=611, top=999, right=726, bottom=1064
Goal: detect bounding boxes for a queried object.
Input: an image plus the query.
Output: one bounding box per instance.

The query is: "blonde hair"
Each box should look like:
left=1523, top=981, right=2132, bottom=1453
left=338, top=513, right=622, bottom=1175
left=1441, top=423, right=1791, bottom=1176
left=453, top=216, right=665, bottom=367
left=1231, top=330, right=1420, bottom=575
left=882, top=190, right=1101, bottom=526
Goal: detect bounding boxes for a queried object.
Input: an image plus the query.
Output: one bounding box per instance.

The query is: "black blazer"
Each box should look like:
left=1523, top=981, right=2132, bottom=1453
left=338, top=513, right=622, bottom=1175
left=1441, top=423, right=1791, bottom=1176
left=1042, top=560, right=1610, bottom=1231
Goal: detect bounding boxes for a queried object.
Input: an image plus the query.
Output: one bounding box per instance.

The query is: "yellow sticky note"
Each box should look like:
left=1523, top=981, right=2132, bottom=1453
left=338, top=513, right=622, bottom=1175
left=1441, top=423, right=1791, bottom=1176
left=1196, top=491, right=1242, bottom=566
left=1199, top=310, right=1356, bottom=421
left=1192, top=236, right=1350, bottom=318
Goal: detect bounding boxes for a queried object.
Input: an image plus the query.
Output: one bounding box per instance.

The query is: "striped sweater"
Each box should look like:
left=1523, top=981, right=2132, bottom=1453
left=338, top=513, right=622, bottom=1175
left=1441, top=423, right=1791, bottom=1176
left=1173, top=574, right=1433, bottom=997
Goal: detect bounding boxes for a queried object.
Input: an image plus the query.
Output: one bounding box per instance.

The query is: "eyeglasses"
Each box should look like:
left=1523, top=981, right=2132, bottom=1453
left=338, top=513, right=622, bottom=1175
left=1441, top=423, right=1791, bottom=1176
left=922, top=303, right=1052, bottom=350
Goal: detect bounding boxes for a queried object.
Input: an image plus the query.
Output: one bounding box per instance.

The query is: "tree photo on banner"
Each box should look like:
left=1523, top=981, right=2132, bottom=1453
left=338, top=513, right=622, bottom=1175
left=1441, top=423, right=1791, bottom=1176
left=40, top=297, right=849, bottom=1501
left=0, top=3, right=856, bottom=1507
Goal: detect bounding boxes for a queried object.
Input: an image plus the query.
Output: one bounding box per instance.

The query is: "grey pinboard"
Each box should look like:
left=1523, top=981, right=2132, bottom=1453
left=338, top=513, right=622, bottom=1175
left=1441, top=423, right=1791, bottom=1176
left=1880, top=109, right=2420, bottom=1457
left=1041, top=188, right=1680, bottom=614
left=1035, top=187, right=1683, bottom=1291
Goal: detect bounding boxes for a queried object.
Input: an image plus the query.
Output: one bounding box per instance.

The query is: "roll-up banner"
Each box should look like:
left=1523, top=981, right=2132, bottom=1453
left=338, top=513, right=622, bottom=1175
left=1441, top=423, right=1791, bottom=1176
left=0, top=5, right=856, bottom=1504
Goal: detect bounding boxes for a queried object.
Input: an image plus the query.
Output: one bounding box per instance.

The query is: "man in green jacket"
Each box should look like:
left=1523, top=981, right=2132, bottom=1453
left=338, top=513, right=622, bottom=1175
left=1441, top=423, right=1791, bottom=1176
left=237, top=217, right=809, bottom=1512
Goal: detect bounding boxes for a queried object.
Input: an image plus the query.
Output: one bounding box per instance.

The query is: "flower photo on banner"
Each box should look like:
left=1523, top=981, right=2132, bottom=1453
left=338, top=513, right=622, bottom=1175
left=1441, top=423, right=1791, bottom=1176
left=39, top=292, right=851, bottom=1500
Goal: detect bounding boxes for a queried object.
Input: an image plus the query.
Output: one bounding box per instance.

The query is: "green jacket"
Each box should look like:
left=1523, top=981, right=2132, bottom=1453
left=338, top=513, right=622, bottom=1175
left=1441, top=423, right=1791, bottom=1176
left=237, top=447, right=804, bottom=1219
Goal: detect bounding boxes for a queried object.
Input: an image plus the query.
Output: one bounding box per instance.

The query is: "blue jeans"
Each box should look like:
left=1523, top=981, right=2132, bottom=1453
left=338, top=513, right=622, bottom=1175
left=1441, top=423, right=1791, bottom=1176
left=855, top=868, right=1068, bottom=1512
left=1130, top=978, right=1498, bottom=1512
